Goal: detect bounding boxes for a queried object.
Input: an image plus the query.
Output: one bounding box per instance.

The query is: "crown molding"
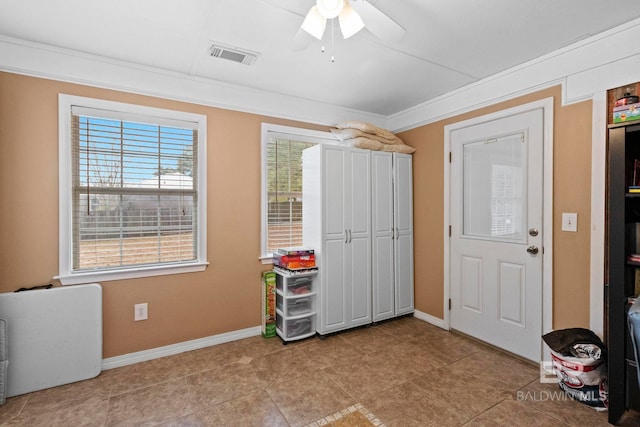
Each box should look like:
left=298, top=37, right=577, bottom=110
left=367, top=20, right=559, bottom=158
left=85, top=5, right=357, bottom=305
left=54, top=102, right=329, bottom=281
left=3, top=16, right=640, bottom=134
left=0, top=35, right=387, bottom=128
left=389, top=17, right=640, bottom=132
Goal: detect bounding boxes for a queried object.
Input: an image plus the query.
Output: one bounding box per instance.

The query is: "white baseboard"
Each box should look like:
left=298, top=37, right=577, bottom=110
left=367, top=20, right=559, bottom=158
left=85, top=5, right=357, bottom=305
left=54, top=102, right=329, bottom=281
left=102, top=326, right=262, bottom=370
left=413, top=309, right=448, bottom=330
left=102, top=314, right=449, bottom=370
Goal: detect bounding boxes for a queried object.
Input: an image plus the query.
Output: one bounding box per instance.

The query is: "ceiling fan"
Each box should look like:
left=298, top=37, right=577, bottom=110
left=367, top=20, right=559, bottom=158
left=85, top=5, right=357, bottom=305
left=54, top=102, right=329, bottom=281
left=293, top=0, right=405, bottom=50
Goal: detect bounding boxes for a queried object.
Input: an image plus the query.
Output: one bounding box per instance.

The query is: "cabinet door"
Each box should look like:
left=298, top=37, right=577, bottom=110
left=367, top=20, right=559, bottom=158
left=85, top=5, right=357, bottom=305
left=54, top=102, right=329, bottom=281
left=394, top=153, right=414, bottom=315
left=319, top=145, right=349, bottom=333
left=322, top=238, right=348, bottom=332
left=347, top=148, right=372, bottom=325
left=372, top=152, right=395, bottom=321
left=323, top=145, right=347, bottom=239
left=348, top=148, right=371, bottom=237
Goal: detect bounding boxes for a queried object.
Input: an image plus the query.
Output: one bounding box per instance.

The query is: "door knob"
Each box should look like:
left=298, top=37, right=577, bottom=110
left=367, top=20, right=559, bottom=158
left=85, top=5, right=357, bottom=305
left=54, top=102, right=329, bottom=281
left=527, top=245, right=539, bottom=254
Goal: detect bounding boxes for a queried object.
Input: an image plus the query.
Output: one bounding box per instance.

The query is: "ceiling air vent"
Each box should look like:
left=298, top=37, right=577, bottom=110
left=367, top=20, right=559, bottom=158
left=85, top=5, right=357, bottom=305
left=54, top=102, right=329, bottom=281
left=209, top=43, right=259, bottom=66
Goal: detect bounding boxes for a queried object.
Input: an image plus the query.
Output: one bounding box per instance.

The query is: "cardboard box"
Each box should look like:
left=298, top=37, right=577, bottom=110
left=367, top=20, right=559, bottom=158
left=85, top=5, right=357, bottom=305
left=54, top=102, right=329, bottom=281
left=273, top=253, right=316, bottom=269
left=276, top=247, right=315, bottom=256
left=613, top=103, right=640, bottom=123
left=261, top=271, right=276, bottom=338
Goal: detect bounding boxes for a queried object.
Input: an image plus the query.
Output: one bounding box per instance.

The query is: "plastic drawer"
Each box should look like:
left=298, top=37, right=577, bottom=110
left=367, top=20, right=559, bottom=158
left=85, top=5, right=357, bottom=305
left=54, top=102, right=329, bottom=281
left=277, top=294, right=313, bottom=317
left=276, top=314, right=315, bottom=339
left=276, top=275, right=312, bottom=296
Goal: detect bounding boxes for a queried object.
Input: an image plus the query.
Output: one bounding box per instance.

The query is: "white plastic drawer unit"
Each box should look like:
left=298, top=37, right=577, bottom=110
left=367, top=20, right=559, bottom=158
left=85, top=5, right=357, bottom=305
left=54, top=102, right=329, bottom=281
left=276, top=315, right=315, bottom=339
left=273, top=267, right=318, bottom=342
left=276, top=275, right=312, bottom=296
left=277, top=294, right=313, bottom=317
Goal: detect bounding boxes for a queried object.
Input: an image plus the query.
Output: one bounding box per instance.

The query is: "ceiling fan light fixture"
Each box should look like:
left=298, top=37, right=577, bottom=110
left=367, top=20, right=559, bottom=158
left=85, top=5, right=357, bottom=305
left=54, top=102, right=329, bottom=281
left=301, top=5, right=327, bottom=40
left=338, top=4, right=364, bottom=39
left=316, top=0, right=344, bottom=19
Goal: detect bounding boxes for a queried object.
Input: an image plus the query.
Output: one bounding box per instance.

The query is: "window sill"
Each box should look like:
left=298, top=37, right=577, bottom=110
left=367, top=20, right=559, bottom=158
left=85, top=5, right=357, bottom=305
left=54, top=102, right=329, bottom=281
left=259, top=255, right=274, bottom=265
left=55, top=262, right=209, bottom=285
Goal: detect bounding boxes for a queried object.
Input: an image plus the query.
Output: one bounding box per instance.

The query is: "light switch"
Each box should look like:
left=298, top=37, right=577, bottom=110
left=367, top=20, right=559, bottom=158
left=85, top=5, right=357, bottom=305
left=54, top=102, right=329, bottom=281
left=562, top=213, right=578, bottom=232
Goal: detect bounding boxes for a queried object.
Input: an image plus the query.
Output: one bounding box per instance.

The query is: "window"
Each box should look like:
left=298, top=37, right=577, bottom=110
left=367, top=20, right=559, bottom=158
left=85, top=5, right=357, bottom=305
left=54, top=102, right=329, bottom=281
left=260, top=124, right=335, bottom=260
left=58, top=95, right=207, bottom=284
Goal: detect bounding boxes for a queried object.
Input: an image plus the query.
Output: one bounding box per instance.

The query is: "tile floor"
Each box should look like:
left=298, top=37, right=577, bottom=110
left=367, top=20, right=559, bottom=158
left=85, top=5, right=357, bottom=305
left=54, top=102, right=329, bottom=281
left=0, top=316, right=638, bottom=426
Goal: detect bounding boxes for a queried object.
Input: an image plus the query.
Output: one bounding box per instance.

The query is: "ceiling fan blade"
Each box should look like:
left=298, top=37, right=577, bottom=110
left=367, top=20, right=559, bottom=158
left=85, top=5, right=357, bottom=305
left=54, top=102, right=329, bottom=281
left=300, top=5, right=327, bottom=40
left=350, top=0, right=405, bottom=43
left=292, top=27, right=315, bottom=51
left=339, top=3, right=365, bottom=39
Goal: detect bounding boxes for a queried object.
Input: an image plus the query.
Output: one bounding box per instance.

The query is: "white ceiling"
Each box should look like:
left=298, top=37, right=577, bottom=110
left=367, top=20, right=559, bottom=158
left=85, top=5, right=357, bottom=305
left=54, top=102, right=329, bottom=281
left=2, top=0, right=640, bottom=116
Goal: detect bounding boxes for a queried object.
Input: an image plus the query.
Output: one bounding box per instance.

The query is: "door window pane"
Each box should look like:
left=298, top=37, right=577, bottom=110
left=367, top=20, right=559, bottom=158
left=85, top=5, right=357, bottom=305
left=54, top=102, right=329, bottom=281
left=463, top=133, right=527, bottom=242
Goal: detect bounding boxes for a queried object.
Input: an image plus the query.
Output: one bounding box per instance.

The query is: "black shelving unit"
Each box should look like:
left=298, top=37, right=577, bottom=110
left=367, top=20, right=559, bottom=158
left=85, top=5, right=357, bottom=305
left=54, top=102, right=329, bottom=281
left=607, top=122, right=640, bottom=424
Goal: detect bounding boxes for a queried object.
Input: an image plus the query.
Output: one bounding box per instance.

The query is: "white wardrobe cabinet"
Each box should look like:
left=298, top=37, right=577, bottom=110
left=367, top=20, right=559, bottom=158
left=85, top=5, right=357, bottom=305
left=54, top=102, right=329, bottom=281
left=371, top=151, right=414, bottom=322
left=303, top=144, right=372, bottom=335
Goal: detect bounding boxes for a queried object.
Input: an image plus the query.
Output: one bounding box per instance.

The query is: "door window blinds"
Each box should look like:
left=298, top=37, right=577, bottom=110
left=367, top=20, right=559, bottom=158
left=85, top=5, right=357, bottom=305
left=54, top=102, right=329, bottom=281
left=71, top=106, right=198, bottom=271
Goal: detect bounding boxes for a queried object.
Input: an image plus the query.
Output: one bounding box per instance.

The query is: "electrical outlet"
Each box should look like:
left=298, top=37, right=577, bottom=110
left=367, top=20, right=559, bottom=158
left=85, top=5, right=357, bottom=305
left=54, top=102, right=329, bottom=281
left=134, top=303, right=148, bottom=321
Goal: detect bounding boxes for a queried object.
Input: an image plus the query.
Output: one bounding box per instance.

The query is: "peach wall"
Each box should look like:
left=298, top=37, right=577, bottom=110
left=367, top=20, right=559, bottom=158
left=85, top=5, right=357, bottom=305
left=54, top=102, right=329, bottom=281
left=0, top=72, right=327, bottom=357
left=399, top=86, right=594, bottom=329
left=0, top=73, right=595, bottom=358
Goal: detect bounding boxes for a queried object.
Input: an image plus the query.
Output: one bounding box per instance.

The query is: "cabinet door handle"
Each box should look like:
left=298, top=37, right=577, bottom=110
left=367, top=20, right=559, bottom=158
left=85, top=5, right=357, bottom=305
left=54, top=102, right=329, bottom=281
left=391, top=228, right=395, bottom=239
left=345, top=230, right=348, bottom=243
left=348, top=229, right=352, bottom=243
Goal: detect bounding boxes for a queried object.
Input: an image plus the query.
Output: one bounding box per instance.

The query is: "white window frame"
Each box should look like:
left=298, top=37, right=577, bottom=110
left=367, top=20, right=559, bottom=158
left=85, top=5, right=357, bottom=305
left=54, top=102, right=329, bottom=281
left=260, top=123, right=337, bottom=262
left=57, top=94, right=208, bottom=285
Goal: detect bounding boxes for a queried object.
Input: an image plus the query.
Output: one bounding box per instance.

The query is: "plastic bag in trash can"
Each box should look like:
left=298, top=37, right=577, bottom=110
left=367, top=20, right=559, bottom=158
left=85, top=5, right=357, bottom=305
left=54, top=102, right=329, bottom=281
left=542, top=328, right=608, bottom=410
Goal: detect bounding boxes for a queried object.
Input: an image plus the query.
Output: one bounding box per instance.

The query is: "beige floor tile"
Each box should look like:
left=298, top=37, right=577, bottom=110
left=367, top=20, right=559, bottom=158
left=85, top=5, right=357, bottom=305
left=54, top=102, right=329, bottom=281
left=514, top=379, right=610, bottom=426
left=106, top=378, right=195, bottom=426
left=362, top=380, right=463, bottom=427
left=295, top=334, right=363, bottom=369
left=186, top=362, right=265, bottom=409
left=407, top=333, right=489, bottom=364
left=382, top=340, right=450, bottom=374
left=1, top=395, right=109, bottom=427
left=27, top=369, right=114, bottom=407
left=250, top=345, right=316, bottom=385
left=411, top=364, right=511, bottom=422
left=155, top=413, right=203, bottom=426
left=321, top=350, right=417, bottom=401
left=3, top=316, right=616, bottom=427
left=447, top=347, right=539, bottom=393
left=0, top=393, right=30, bottom=424
left=108, top=353, right=195, bottom=396
left=464, top=399, right=572, bottom=426
left=214, top=335, right=292, bottom=359
left=196, top=391, right=288, bottom=427
left=266, top=370, right=355, bottom=427
left=335, top=326, right=402, bottom=355
left=375, top=316, right=451, bottom=341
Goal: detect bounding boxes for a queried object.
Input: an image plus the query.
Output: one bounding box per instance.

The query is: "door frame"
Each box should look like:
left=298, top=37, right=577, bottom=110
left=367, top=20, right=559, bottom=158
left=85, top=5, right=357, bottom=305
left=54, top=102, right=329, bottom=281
left=443, top=97, right=554, bottom=359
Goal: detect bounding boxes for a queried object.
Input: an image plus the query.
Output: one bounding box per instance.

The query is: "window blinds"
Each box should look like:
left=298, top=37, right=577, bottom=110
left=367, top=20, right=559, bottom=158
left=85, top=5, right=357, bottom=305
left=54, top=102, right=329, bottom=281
left=265, top=138, right=314, bottom=253
left=71, top=107, right=198, bottom=271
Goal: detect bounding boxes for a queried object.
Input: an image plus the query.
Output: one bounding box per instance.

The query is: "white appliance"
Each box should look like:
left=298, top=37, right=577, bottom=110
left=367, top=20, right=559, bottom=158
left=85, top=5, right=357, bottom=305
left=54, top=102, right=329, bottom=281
left=0, top=283, right=102, bottom=396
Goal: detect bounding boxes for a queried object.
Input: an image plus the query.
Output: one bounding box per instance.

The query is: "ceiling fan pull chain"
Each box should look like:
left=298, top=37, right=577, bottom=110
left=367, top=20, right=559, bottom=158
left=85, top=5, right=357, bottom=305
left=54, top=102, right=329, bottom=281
left=331, top=19, right=336, bottom=63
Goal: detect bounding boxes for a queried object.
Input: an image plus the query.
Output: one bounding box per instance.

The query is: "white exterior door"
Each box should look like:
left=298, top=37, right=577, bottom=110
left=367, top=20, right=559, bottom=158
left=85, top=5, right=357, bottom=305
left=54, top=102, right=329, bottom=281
left=450, top=108, right=543, bottom=362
